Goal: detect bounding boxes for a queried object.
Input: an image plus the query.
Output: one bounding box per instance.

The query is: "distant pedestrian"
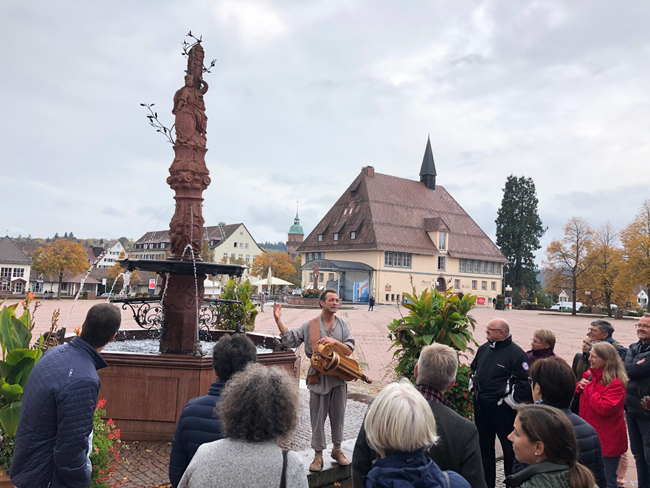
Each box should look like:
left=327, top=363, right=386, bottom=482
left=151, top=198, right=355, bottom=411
left=259, top=292, right=267, bottom=313
left=368, top=296, right=375, bottom=311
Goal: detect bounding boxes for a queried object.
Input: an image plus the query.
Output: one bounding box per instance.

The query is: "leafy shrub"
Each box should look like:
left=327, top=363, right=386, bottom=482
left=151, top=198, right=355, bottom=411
left=0, top=294, right=45, bottom=469
left=90, top=399, right=126, bottom=488
left=445, top=364, right=474, bottom=421
left=218, top=279, right=258, bottom=331
left=388, top=286, right=478, bottom=418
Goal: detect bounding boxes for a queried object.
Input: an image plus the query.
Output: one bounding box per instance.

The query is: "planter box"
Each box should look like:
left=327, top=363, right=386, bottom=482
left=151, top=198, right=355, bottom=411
left=287, top=297, right=321, bottom=307
left=96, top=329, right=300, bottom=441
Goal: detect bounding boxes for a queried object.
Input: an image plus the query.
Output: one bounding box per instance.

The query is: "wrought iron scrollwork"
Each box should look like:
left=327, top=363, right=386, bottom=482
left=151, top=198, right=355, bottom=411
left=111, top=297, right=244, bottom=336
left=199, top=298, right=243, bottom=333
left=111, top=297, right=165, bottom=338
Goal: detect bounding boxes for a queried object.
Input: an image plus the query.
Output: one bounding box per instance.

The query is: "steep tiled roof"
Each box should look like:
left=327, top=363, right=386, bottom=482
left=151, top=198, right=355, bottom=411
left=134, top=224, right=242, bottom=249
left=298, top=169, right=507, bottom=263
left=0, top=237, right=32, bottom=265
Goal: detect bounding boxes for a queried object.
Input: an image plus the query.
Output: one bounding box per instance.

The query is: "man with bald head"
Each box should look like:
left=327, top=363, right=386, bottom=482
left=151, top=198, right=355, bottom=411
left=470, top=318, right=532, bottom=488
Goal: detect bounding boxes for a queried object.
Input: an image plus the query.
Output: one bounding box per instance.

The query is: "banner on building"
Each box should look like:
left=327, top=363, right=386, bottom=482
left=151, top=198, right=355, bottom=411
left=353, top=279, right=369, bottom=302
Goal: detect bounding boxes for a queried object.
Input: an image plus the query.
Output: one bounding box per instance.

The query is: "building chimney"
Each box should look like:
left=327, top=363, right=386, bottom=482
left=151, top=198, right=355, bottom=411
left=419, top=136, right=437, bottom=190
left=363, top=166, right=375, bottom=177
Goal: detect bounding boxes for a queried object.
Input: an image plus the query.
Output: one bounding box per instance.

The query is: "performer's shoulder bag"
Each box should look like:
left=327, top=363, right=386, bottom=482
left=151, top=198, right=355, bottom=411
left=307, top=318, right=321, bottom=385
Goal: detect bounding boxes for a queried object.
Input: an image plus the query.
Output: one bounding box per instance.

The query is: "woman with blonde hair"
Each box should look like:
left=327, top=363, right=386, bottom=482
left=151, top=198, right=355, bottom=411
left=506, top=404, right=595, bottom=488
left=575, top=341, right=628, bottom=488
left=363, top=379, right=470, bottom=488
left=525, top=329, right=557, bottom=365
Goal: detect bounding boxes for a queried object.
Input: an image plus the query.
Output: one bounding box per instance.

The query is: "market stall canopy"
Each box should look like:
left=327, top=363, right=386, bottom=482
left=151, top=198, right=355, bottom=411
left=250, top=276, right=294, bottom=287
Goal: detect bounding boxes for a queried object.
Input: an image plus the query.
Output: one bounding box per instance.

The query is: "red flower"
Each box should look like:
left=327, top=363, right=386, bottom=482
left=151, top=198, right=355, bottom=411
left=463, top=393, right=467, bottom=398
left=97, top=399, right=107, bottom=409
left=108, top=418, right=114, bottom=426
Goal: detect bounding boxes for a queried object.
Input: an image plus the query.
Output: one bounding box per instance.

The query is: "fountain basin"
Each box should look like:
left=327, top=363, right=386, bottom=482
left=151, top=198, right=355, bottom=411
left=74, top=329, right=300, bottom=441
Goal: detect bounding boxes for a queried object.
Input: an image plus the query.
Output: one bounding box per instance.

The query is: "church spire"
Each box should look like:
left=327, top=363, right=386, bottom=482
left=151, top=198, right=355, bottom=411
left=419, top=135, right=437, bottom=190
left=294, top=199, right=300, bottom=225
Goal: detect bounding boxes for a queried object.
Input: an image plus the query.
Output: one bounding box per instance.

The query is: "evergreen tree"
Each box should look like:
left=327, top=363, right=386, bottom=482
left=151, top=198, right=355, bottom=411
left=54, top=233, right=60, bottom=239
left=64, top=232, right=68, bottom=239
left=495, top=175, right=546, bottom=294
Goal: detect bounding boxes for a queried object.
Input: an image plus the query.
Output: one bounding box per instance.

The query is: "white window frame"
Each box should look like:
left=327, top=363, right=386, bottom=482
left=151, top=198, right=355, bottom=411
left=437, top=256, right=446, bottom=271
left=438, top=232, right=446, bottom=251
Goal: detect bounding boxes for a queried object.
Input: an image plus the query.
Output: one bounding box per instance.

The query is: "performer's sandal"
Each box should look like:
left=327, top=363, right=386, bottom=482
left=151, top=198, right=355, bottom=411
left=330, top=450, right=350, bottom=466
left=309, top=456, right=324, bottom=472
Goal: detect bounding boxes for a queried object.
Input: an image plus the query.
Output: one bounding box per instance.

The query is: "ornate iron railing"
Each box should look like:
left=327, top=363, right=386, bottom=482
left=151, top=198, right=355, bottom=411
left=111, top=296, right=244, bottom=336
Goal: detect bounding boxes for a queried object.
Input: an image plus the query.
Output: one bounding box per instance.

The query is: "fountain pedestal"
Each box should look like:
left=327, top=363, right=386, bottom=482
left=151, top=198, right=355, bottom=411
left=95, top=329, right=301, bottom=441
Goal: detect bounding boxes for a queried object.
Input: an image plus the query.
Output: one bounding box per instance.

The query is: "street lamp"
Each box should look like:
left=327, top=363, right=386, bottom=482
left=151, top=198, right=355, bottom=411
left=585, top=290, right=591, bottom=306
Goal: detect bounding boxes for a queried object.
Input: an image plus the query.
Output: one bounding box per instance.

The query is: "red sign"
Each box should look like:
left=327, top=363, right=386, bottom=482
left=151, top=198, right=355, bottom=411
left=476, top=297, right=486, bottom=305
left=149, top=279, right=156, bottom=290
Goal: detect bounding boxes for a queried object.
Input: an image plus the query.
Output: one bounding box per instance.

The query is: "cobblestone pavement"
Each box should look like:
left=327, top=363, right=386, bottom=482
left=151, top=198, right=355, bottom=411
left=7, top=299, right=641, bottom=486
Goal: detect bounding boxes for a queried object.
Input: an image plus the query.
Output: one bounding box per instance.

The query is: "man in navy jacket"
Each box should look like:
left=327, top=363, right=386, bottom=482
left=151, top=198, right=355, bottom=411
left=168, top=333, right=257, bottom=487
left=470, top=318, right=531, bottom=488
left=10, top=303, right=122, bottom=488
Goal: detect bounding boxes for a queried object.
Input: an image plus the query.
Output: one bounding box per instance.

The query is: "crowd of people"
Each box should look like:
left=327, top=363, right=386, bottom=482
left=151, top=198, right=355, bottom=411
left=6, top=293, right=650, bottom=488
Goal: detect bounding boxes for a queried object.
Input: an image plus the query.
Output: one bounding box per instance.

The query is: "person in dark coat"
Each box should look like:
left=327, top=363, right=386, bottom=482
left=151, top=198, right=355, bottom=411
left=623, top=313, right=650, bottom=488
left=353, top=344, right=486, bottom=488
left=368, top=296, right=375, bottom=311
left=512, top=357, right=606, bottom=488
left=589, top=320, right=627, bottom=359
left=362, top=379, right=470, bottom=488
left=572, top=336, right=593, bottom=384
left=168, top=334, right=257, bottom=487
left=10, top=303, right=122, bottom=488
left=471, top=318, right=532, bottom=488
left=525, top=329, right=557, bottom=365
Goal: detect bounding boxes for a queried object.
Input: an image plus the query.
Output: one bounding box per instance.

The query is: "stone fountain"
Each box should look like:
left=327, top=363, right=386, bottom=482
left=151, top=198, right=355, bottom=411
left=91, top=41, right=300, bottom=441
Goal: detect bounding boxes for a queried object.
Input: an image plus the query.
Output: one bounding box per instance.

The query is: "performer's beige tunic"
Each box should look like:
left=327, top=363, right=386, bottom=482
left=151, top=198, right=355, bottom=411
left=282, top=316, right=355, bottom=450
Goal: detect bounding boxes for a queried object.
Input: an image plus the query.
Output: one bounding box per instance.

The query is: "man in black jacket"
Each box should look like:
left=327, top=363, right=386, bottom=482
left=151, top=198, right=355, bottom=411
left=352, top=343, right=487, bottom=488
left=10, top=303, right=122, bottom=488
left=514, top=356, right=607, bottom=488
left=470, top=318, right=531, bottom=488
left=168, top=333, right=257, bottom=487
left=623, top=313, right=650, bottom=488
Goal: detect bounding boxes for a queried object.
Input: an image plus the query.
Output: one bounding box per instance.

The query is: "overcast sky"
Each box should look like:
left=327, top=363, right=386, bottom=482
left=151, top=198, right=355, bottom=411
left=2, top=0, right=649, bottom=263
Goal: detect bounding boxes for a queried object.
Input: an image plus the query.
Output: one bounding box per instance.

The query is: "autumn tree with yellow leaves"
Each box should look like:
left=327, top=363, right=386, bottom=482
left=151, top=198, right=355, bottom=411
left=543, top=217, right=596, bottom=315
left=31, top=239, right=89, bottom=299
left=251, top=251, right=300, bottom=285
left=620, top=200, right=650, bottom=294
left=581, top=223, right=627, bottom=316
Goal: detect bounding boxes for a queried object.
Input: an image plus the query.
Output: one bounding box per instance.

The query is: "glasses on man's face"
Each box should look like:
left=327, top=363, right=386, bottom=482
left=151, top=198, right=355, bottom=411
left=636, top=324, right=650, bottom=330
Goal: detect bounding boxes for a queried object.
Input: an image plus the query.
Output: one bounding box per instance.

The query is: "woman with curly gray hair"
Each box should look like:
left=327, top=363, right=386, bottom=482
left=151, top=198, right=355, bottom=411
left=178, top=363, right=307, bottom=488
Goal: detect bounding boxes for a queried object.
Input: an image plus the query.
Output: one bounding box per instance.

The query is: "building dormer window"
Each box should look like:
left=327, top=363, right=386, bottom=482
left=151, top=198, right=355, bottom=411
left=350, top=231, right=356, bottom=240
left=438, top=232, right=447, bottom=251
left=333, top=233, right=339, bottom=241
left=318, top=234, right=323, bottom=242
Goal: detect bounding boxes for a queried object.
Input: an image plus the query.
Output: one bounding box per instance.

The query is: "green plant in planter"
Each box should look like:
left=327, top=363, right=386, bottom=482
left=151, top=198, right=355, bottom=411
left=0, top=295, right=44, bottom=469
left=218, top=279, right=258, bottom=331
left=0, top=297, right=43, bottom=436
left=388, top=286, right=478, bottom=418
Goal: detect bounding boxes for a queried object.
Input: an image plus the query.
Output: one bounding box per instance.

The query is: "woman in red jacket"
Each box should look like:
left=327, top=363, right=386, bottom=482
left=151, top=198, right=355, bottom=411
left=576, top=341, right=628, bottom=488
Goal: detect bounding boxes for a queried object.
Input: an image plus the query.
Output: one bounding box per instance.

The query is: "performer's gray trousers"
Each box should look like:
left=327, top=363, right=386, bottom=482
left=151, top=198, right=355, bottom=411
left=310, top=384, right=347, bottom=451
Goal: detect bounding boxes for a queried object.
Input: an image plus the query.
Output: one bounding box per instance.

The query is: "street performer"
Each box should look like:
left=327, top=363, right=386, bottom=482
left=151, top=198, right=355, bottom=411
left=273, top=288, right=355, bottom=472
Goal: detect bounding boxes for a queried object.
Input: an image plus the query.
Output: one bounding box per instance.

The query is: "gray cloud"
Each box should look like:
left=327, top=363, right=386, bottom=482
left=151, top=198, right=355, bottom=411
left=1, top=0, right=649, bottom=262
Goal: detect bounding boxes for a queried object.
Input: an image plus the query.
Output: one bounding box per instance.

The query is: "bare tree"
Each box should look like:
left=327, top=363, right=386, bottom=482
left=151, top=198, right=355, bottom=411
left=544, top=217, right=596, bottom=315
